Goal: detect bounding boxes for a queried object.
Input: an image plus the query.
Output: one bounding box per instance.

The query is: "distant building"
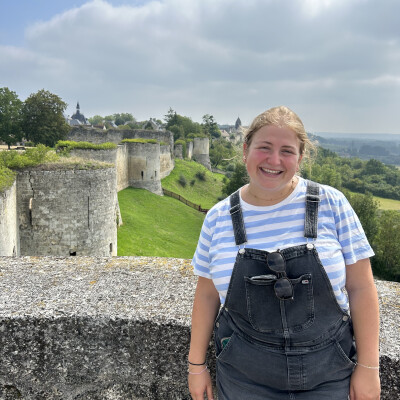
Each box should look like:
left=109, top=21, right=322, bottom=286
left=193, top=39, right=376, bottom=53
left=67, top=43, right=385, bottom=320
left=218, top=117, right=245, bottom=144
left=66, top=102, right=90, bottom=126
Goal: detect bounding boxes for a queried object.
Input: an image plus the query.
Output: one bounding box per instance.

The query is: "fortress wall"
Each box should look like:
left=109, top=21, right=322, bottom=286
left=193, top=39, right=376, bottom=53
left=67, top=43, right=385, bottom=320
left=116, top=144, right=129, bottom=191
left=174, top=144, right=183, bottom=159
left=70, top=148, right=117, bottom=164
left=0, top=257, right=398, bottom=400
left=127, top=142, right=162, bottom=195
left=160, top=145, right=174, bottom=179
left=192, top=138, right=211, bottom=170
left=17, top=167, right=118, bottom=256
left=68, top=127, right=123, bottom=145
left=121, top=129, right=174, bottom=151
left=0, top=180, right=19, bottom=256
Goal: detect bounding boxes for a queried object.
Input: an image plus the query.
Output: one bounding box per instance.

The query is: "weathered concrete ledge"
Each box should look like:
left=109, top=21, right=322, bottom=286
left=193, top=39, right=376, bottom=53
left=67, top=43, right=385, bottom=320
left=0, top=257, right=399, bottom=399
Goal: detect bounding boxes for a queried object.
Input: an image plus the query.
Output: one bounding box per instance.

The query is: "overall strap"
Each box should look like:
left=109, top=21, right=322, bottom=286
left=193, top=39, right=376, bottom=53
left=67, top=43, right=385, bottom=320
left=229, top=190, right=247, bottom=246
left=304, top=180, right=320, bottom=239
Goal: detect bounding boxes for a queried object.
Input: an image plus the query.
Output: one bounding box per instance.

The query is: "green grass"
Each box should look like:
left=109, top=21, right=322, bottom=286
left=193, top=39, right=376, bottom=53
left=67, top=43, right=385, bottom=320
left=117, top=187, right=205, bottom=258
left=373, top=195, right=400, bottom=210
left=162, top=159, right=225, bottom=209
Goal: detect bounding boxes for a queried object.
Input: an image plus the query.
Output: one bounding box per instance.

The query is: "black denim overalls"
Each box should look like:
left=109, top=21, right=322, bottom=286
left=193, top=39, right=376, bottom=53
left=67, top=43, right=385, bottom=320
left=214, top=181, right=356, bottom=400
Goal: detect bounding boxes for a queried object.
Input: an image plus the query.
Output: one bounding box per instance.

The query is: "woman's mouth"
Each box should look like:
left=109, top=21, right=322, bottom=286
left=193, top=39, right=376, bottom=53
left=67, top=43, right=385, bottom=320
left=260, top=167, right=282, bottom=175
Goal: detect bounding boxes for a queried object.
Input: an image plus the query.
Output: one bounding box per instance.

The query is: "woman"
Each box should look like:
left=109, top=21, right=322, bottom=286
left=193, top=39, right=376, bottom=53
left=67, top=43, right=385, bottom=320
left=188, top=106, right=380, bottom=400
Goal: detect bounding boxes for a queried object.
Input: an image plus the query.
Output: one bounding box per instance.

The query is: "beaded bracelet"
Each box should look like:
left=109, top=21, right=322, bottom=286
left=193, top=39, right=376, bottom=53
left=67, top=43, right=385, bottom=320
left=188, top=360, right=206, bottom=366
left=356, top=362, right=379, bottom=370
left=188, top=366, right=208, bottom=375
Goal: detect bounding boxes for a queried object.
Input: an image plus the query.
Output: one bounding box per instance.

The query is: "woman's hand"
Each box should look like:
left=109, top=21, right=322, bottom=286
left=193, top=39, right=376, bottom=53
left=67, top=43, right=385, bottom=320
left=188, top=366, right=214, bottom=400
left=349, top=365, right=380, bottom=399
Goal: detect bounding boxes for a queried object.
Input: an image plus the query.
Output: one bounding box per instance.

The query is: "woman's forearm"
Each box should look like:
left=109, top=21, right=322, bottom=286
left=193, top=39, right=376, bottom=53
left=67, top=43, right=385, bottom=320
left=188, top=277, right=221, bottom=364
left=346, top=259, right=380, bottom=366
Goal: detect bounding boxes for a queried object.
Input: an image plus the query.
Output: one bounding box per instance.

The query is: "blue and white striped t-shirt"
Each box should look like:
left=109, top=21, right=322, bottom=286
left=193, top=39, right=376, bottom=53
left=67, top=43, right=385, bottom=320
left=192, top=177, right=374, bottom=311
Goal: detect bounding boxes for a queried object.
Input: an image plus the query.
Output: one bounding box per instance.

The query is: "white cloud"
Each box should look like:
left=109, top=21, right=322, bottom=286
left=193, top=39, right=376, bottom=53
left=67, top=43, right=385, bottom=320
left=0, top=0, right=399, bottom=132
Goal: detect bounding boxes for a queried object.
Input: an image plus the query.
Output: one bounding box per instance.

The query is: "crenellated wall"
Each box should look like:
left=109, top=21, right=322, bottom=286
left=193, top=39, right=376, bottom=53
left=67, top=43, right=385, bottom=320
left=0, top=180, right=19, bottom=256
left=0, top=257, right=398, bottom=400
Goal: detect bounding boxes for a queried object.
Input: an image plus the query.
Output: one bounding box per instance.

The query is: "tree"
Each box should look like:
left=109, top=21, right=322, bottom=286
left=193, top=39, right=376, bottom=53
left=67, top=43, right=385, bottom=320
left=373, top=210, right=400, bottom=281
left=88, top=115, right=104, bottom=125
left=202, top=114, right=221, bottom=139
left=0, top=87, right=23, bottom=149
left=21, top=90, right=69, bottom=147
left=222, top=163, right=249, bottom=196
left=346, top=191, right=379, bottom=245
left=113, top=113, right=134, bottom=126
left=209, top=139, right=237, bottom=168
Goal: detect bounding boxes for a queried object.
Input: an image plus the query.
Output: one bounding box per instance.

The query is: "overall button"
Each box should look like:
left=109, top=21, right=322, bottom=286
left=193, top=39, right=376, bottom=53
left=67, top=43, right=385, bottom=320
left=306, top=243, right=314, bottom=250
left=342, top=315, right=349, bottom=321
left=216, top=322, right=220, bottom=328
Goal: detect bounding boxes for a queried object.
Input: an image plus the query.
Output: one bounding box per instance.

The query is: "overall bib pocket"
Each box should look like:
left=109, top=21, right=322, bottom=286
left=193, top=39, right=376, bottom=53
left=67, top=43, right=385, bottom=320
left=244, top=273, right=314, bottom=333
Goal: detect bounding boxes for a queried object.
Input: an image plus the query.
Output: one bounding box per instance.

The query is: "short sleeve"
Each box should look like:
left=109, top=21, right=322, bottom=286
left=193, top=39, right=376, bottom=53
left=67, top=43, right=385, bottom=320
left=330, top=190, right=375, bottom=265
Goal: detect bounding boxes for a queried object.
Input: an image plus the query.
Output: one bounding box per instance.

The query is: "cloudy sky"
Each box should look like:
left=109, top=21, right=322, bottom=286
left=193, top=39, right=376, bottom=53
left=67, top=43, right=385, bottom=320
left=0, top=0, right=399, bottom=134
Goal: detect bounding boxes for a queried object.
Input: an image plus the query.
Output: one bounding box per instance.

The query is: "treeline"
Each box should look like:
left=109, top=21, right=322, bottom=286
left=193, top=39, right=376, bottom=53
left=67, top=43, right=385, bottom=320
left=0, top=88, right=69, bottom=148
left=302, top=148, right=400, bottom=200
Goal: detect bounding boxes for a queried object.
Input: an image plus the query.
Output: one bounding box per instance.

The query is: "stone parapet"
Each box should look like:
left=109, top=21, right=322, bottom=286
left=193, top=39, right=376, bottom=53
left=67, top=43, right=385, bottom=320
left=0, top=257, right=398, bottom=399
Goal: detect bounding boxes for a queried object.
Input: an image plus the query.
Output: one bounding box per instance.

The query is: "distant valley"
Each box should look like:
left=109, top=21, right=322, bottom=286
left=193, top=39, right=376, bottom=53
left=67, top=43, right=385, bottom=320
left=312, top=132, right=400, bottom=166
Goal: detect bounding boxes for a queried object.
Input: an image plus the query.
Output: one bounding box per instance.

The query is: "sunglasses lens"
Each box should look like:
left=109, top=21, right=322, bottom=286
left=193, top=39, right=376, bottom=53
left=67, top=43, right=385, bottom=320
left=267, top=252, right=285, bottom=273
left=274, top=278, right=293, bottom=300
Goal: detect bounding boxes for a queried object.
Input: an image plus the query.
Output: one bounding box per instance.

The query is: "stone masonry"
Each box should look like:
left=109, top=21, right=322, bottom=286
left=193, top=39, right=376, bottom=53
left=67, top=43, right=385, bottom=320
left=0, top=257, right=399, bottom=400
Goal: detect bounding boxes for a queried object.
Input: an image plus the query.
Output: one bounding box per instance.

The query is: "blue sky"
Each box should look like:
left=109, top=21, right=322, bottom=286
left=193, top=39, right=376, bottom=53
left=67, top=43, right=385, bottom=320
left=0, top=0, right=399, bottom=134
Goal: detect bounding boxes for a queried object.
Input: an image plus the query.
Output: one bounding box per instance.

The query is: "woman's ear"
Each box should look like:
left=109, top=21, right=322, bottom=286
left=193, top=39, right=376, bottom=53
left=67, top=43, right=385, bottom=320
left=243, top=143, right=248, bottom=162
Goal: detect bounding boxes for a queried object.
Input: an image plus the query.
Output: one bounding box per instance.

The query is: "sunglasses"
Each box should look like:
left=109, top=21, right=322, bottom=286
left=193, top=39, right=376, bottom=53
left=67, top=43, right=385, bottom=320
left=266, top=251, right=294, bottom=300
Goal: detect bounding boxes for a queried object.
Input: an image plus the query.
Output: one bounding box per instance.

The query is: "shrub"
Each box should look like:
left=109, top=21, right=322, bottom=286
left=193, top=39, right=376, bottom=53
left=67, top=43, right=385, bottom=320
left=178, top=174, right=187, bottom=187
left=56, top=141, right=117, bottom=155
left=175, top=139, right=186, bottom=158
left=195, top=171, right=206, bottom=181
left=0, top=166, right=17, bottom=193
left=121, top=139, right=158, bottom=144
left=190, top=179, right=196, bottom=186
left=0, top=144, right=59, bottom=169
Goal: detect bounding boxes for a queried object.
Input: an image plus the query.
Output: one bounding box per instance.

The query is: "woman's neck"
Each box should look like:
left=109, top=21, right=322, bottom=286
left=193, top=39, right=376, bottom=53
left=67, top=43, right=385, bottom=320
left=242, top=176, right=299, bottom=206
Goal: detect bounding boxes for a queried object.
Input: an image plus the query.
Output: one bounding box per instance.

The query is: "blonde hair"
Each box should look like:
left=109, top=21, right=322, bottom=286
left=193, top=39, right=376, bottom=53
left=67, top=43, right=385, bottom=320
left=244, top=106, right=316, bottom=161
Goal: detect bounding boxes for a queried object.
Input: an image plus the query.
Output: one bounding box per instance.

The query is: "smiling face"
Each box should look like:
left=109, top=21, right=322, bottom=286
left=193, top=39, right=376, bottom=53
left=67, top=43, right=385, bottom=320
left=243, top=124, right=302, bottom=198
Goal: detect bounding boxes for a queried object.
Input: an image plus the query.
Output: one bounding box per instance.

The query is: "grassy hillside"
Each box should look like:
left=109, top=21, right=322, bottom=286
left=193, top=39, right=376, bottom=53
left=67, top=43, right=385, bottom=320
left=373, top=195, right=400, bottom=210
left=117, top=187, right=205, bottom=258
left=161, top=159, right=225, bottom=209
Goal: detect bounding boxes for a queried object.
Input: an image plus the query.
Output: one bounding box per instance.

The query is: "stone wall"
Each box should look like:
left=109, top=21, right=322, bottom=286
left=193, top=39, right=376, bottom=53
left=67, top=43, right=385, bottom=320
left=17, top=167, right=118, bottom=256
left=68, top=127, right=123, bottom=145
left=116, top=144, right=129, bottom=191
left=0, top=257, right=398, bottom=400
left=68, top=127, right=174, bottom=153
left=0, top=181, right=19, bottom=256
left=127, top=142, right=163, bottom=195
left=160, top=145, right=174, bottom=179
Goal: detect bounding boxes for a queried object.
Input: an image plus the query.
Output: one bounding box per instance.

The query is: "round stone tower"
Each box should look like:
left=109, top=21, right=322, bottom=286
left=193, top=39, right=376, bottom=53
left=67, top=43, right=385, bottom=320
left=192, top=137, right=211, bottom=170
left=126, top=142, right=162, bottom=195
left=17, top=164, right=118, bottom=256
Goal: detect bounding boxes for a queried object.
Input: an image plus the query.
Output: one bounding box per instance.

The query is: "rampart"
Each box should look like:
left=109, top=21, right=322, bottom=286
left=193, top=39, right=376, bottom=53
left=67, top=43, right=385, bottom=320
left=0, top=257, right=398, bottom=400
left=68, top=127, right=174, bottom=153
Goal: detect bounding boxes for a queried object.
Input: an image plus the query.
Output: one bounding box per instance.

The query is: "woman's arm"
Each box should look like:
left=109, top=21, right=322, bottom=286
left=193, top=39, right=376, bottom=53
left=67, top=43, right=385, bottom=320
left=346, top=258, right=381, bottom=400
left=188, top=276, right=221, bottom=400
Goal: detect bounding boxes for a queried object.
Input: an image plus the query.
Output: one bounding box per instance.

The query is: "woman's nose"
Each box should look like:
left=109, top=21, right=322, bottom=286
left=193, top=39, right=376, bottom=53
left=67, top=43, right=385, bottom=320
left=267, top=150, right=281, bottom=165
